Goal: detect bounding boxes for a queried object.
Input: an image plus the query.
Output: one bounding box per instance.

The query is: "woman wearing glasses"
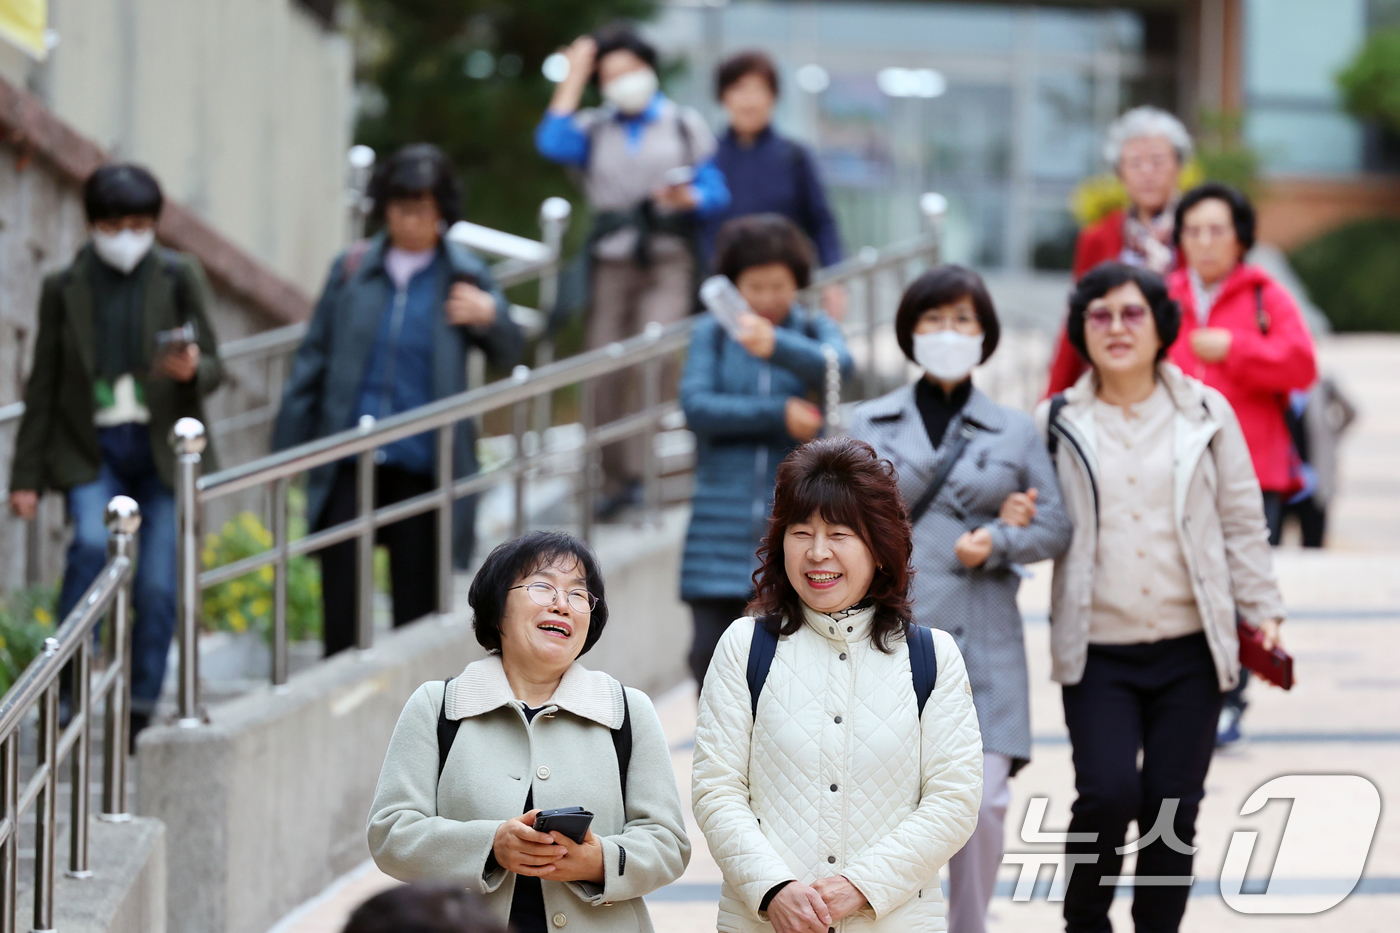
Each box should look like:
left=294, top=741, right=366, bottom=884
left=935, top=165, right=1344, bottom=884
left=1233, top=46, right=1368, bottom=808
left=368, top=531, right=690, bottom=933
left=848, top=265, right=1070, bottom=933
left=1037, top=262, right=1286, bottom=933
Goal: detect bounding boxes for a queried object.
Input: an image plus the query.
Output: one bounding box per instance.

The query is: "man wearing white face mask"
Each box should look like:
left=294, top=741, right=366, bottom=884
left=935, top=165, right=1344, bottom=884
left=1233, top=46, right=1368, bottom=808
left=8, top=164, right=223, bottom=746
left=536, top=24, right=730, bottom=518
left=849, top=265, right=1071, bottom=933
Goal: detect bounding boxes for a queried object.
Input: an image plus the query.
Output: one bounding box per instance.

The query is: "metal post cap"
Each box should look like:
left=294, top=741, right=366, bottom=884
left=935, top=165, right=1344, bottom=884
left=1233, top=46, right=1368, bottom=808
left=347, top=144, right=376, bottom=170
left=919, top=191, right=949, bottom=219
left=539, top=197, right=573, bottom=224
left=104, top=496, right=142, bottom=535
left=170, top=417, right=207, bottom=454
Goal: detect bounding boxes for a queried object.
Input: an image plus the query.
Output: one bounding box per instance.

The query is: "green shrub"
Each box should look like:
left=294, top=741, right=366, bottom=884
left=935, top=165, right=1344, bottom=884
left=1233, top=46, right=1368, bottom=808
left=0, top=584, right=59, bottom=694
left=202, top=487, right=323, bottom=643
left=1338, top=27, right=1400, bottom=136
left=1289, top=218, right=1400, bottom=332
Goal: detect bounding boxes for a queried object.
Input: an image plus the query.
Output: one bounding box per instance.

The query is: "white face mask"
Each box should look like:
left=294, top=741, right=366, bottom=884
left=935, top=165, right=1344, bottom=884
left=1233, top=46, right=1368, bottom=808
left=913, top=330, right=984, bottom=382
left=602, top=68, right=659, bottom=115
left=92, top=228, right=156, bottom=274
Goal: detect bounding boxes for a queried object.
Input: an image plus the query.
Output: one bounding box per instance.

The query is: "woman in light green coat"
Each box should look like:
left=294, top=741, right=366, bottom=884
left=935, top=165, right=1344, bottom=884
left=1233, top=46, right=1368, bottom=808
left=368, top=531, right=690, bottom=933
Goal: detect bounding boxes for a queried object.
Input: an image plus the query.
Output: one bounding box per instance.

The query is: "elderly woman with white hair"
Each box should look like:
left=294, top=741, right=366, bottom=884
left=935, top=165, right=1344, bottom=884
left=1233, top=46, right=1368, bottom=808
left=1045, top=105, right=1194, bottom=395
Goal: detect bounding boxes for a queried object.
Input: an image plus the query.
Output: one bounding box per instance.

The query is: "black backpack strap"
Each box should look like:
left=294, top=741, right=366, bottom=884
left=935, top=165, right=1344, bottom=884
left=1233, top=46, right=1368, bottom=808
left=612, top=688, right=632, bottom=810
left=908, top=423, right=977, bottom=525
left=1046, top=393, right=1069, bottom=459
left=438, top=676, right=634, bottom=809
left=437, top=678, right=461, bottom=777
left=1254, top=283, right=1270, bottom=335
left=747, top=617, right=781, bottom=719
left=907, top=623, right=938, bottom=717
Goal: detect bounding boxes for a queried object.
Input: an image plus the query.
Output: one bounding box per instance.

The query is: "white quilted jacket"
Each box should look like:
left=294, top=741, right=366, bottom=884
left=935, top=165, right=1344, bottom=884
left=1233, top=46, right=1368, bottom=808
left=692, top=605, right=983, bottom=932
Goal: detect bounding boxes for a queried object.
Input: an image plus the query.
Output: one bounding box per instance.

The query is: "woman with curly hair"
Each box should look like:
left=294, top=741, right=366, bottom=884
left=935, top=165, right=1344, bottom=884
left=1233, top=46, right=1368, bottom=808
left=691, top=436, right=983, bottom=933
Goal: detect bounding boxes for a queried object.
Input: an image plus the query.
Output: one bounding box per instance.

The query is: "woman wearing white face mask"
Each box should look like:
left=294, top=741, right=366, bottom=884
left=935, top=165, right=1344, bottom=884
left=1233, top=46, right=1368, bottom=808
left=536, top=25, right=730, bottom=518
left=848, top=265, right=1071, bottom=933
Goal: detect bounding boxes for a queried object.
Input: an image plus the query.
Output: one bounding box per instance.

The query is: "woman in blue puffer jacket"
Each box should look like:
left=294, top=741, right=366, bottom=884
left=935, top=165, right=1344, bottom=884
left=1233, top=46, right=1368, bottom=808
left=679, top=214, right=852, bottom=686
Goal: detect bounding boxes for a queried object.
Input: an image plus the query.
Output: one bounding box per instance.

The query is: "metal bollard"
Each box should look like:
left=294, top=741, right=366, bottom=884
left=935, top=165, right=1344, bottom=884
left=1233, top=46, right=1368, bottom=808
left=822, top=344, right=843, bottom=431
left=171, top=418, right=206, bottom=726
left=102, top=497, right=140, bottom=819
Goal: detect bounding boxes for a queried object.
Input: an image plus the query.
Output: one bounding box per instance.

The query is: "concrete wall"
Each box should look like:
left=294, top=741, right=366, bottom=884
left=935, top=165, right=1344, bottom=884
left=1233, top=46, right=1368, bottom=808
left=135, top=510, right=692, bottom=933
left=42, top=0, right=353, bottom=293
left=18, top=817, right=168, bottom=933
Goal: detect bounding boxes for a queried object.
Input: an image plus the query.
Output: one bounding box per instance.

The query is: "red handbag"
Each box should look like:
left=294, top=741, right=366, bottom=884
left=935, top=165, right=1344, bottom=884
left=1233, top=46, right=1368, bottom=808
left=1238, top=618, right=1294, bottom=690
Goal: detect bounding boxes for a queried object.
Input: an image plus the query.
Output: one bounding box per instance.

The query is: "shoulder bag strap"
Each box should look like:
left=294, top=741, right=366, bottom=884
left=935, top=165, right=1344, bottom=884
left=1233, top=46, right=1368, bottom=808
left=908, top=423, right=977, bottom=525
left=1046, top=393, right=1069, bottom=459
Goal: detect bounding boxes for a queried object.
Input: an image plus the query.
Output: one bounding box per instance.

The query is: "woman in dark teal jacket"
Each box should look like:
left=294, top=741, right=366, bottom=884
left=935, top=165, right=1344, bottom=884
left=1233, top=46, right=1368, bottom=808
left=679, top=215, right=852, bottom=685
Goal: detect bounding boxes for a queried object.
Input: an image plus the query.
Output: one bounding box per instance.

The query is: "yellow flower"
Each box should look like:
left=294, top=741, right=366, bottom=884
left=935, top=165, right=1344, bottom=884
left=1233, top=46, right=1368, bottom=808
left=229, top=581, right=245, bottom=599
left=203, top=547, right=218, bottom=568
left=34, top=607, right=52, bottom=625
left=259, top=566, right=274, bottom=584
left=228, top=610, right=247, bottom=633
left=250, top=598, right=271, bottom=619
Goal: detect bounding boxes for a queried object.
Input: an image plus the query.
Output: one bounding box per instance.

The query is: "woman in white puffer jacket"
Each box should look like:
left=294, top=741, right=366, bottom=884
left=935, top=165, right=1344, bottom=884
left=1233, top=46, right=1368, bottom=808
left=692, top=437, right=984, bottom=933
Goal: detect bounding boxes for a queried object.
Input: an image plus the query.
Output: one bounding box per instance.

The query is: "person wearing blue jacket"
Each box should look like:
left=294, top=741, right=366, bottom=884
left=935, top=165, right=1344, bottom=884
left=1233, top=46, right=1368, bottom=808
left=679, top=214, right=852, bottom=686
left=703, top=51, right=848, bottom=319
left=273, top=145, right=523, bottom=657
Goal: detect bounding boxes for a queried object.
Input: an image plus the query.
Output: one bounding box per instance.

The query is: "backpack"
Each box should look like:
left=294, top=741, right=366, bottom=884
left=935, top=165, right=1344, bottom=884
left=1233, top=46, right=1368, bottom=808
left=745, top=617, right=938, bottom=719
left=436, top=678, right=633, bottom=806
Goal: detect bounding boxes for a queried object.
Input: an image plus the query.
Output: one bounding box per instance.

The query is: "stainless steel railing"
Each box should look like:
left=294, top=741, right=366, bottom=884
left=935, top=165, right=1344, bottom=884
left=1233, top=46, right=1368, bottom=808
left=0, top=497, right=139, bottom=933
left=171, top=195, right=946, bottom=721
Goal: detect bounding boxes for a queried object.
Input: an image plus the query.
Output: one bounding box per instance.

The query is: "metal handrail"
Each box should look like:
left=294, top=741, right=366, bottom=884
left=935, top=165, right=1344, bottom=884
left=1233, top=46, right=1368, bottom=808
left=172, top=195, right=946, bottom=720
left=0, top=497, right=139, bottom=933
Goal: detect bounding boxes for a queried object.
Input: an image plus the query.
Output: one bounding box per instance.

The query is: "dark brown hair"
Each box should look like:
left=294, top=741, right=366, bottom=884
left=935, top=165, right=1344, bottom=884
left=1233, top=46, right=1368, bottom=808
left=716, top=50, right=779, bottom=99
left=342, top=883, right=505, bottom=933
left=714, top=213, right=814, bottom=289
left=894, top=264, right=1000, bottom=364
left=749, top=437, right=913, bottom=653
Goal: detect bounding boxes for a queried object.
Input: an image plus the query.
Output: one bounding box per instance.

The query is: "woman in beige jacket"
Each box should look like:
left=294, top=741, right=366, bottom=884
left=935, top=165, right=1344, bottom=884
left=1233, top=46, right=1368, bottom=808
left=367, top=531, right=690, bottom=933
left=1035, top=262, right=1286, bottom=933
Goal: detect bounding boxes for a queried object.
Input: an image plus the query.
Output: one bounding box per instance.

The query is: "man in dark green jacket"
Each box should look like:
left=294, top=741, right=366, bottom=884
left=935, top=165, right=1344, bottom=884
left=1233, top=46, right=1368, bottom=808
left=7, top=164, right=222, bottom=738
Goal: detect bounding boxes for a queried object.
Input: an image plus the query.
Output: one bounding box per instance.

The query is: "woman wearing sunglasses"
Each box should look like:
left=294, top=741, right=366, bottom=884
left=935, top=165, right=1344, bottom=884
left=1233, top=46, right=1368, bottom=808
left=1037, top=262, right=1286, bottom=933
left=368, top=531, right=690, bottom=933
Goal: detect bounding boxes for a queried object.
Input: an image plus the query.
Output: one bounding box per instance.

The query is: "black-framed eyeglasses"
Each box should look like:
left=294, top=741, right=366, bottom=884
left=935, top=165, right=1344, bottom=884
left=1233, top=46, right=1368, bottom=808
left=509, top=582, right=598, bottom=614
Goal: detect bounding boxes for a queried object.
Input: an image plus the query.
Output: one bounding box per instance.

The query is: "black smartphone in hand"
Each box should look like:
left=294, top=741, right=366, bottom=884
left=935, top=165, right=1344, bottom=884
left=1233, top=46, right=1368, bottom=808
left=534, top=807, right=594, bottom=844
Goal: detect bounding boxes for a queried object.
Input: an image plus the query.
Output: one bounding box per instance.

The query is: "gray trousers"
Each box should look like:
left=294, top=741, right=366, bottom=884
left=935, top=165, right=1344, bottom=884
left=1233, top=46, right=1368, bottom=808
left=947, top=751, right=1014, bottom=933
left=587, top=253, right=693, bottom=495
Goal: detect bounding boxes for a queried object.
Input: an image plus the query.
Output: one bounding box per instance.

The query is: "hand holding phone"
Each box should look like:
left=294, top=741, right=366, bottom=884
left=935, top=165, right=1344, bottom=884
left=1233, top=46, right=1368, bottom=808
left=533, top=806, right=595, bottom=844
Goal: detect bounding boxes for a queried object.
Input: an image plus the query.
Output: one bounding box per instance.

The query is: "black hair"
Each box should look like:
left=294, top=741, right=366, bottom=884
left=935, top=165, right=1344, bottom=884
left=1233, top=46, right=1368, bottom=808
left=341, top=883, right=505, bottom=933
left=714, top=214, right=814, bottom=289
left=716, top=50, right=780, bottom=99
left=591, top=24, right=658, bottom=85
left=368, top=143, right=462, bottom=227
left=893, top=264, right=1001, bottom=364
left=1066, top=261, right=1181, bottom=364
left=83, top=164, right=163, bottom=223
left=467, top=531, right=608, bottom=656
left=1173, top=181, right=1256, bottom=252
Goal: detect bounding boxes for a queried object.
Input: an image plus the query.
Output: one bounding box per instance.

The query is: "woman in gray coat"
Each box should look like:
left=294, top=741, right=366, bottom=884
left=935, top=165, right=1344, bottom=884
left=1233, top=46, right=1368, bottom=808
left=848, top=265, right=1071, bottom=933
left=368, top=531, right=690, bottom=933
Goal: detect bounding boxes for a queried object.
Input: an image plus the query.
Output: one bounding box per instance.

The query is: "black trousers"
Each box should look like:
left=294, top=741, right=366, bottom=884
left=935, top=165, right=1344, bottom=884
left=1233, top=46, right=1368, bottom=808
left=1061, top=632, right=1223, bottom=933
left=318, top=463, right=438, bottom=658
left=1283, top=494, right=1327, bottom=548
left=686, top=597, right=750, bottom=686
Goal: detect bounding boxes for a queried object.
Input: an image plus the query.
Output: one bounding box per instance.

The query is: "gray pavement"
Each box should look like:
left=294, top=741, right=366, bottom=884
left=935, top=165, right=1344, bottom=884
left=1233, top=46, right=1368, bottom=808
left=269, top=334, right=1400, bottom=933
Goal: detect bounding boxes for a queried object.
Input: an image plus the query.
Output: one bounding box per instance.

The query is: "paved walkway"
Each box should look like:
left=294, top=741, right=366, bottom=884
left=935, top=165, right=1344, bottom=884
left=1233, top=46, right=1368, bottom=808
left=269, top=335, right=1400, bottom=933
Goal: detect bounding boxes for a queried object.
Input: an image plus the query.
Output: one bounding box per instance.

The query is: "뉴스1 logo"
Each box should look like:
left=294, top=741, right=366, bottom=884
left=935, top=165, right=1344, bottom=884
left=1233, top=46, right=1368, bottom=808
left=1002, top=774, right=1382, bottom=914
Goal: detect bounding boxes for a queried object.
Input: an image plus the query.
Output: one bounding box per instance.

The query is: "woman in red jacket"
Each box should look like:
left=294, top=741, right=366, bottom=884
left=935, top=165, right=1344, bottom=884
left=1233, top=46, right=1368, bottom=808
left=1045, top=106, right=1191, bottom=395
left=1166, top=182, right=1317, bottom=542
left=1169, top=182, right=1316, bottom=747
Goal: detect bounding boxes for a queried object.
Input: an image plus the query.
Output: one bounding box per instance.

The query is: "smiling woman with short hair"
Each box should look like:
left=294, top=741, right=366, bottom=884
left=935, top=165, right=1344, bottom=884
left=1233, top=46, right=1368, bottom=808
left=692, top=436, right=982, bottom=933
left=367, top=531, right=690, bottom=933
